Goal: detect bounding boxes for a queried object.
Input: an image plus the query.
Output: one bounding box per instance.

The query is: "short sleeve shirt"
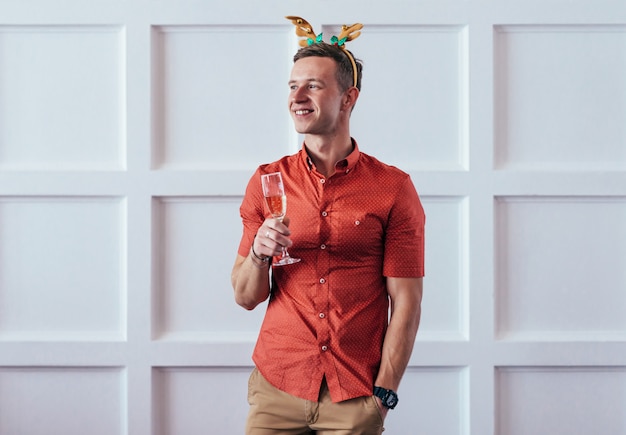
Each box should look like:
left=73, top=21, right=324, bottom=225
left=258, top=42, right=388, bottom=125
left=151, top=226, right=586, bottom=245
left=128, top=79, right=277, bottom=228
left=237, top=140, right=425, bottom=403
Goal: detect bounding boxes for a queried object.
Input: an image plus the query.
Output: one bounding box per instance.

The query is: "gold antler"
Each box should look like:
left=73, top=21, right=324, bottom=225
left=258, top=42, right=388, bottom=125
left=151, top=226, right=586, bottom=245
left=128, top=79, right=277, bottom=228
left=285, top=16, right=318, bottom=47
left=337, top=23, right=363, bottom=43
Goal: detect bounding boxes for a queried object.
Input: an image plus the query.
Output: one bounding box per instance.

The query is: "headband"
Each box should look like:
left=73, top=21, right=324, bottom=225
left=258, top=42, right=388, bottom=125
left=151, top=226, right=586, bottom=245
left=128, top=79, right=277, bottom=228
left=285, top=16, right=363, bottom=88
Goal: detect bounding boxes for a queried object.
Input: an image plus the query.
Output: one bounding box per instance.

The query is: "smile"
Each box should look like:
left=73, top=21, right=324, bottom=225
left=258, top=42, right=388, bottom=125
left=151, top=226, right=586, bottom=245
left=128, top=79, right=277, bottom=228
left=295, top=110, right=312, bottom=115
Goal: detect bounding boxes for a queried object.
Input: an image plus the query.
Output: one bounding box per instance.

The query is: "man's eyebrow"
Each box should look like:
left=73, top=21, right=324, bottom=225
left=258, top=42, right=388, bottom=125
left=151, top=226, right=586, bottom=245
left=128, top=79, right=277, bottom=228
left=288, top=78, right=326, bottom=85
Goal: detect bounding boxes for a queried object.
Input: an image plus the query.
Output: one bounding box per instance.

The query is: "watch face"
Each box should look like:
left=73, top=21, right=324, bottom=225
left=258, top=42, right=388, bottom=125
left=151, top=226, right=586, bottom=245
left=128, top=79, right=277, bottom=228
left=386, top=394, right=398, bottom=407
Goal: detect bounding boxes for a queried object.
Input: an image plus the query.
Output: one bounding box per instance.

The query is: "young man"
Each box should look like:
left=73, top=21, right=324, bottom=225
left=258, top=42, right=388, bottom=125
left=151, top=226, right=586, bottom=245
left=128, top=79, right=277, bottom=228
left=231, top=18, right=425, bottom=434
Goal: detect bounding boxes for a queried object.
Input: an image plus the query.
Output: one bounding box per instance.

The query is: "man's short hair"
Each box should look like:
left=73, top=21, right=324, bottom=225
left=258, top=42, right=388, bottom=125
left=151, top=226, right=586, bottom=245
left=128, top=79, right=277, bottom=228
left=293, top=42, right=363, bottom=91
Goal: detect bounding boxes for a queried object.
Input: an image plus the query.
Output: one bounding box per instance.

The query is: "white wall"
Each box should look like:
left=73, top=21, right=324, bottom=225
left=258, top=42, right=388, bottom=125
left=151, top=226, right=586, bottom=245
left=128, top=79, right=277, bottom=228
left=0, top=1, right=625, bottom=434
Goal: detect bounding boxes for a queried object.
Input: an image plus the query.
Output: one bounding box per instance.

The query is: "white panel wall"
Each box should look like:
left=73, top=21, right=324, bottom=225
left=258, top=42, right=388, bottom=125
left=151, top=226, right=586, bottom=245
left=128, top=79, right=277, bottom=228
left=0, top=197, right=126, bottom=341
left=0, top=1, right=625, bottom=434
left=496, top=197, right=626, bottom=340
left=0, top=367, right=126, bottom=434
left=496, top=367, right=626, bottom=434
left=0, top=26, right=125, bottom=170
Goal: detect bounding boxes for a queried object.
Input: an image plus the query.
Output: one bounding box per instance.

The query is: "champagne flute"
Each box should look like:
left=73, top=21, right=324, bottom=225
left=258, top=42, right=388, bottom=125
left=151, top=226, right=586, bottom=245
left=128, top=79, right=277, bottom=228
left=261, top=171, right=301, bottom=266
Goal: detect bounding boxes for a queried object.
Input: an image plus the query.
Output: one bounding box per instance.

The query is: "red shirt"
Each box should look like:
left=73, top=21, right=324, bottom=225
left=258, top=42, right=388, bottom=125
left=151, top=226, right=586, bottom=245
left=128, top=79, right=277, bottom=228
left=237, top=141, right=425, bottom=402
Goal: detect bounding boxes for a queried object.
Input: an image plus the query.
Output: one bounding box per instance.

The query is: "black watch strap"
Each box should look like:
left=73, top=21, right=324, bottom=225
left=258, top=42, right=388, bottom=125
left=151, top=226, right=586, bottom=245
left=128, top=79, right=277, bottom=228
left=373, top=386, right=399, bottom=409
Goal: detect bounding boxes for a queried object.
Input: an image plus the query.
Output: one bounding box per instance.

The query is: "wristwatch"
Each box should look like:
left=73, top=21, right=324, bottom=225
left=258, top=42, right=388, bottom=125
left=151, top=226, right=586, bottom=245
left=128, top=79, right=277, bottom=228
left=373, top=386, right=399, bottom=409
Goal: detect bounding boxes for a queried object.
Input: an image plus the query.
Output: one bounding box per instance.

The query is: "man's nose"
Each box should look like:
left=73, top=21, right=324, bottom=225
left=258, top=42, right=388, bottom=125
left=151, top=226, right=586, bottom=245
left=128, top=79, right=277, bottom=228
left=291, top=87, right=308, bottom=102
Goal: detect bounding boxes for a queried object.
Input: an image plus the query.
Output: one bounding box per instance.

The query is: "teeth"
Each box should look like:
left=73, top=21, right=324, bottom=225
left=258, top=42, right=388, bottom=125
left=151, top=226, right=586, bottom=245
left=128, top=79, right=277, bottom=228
left=295, top=110, right=311, bottom=115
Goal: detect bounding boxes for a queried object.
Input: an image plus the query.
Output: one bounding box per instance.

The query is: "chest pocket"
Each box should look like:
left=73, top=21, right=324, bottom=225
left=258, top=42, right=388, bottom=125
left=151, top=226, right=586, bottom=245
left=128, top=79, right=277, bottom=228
left=336, top=212, right=384, bottom=261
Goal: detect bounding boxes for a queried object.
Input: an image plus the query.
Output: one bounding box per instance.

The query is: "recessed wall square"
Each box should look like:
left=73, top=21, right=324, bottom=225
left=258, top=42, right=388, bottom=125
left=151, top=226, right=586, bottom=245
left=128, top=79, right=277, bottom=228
left=0, top=26, right=125, bottom=170
left=495, top=196, right=626, bottom=340
left=151, top=25, right=294, bottom=170
left=494, top=25, right=626, bottom=170
left=0, top=197, right=126, bottom=341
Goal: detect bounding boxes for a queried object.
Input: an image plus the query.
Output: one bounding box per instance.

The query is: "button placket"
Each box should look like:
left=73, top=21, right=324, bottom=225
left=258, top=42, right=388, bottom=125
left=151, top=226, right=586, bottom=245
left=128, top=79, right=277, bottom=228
left=316, top=180, right=333, bottom=360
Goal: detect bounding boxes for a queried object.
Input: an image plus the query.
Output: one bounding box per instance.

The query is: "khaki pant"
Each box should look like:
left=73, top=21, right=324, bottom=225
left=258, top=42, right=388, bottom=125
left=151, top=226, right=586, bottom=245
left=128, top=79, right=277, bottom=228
left=245, top=367, right=385, bottom=435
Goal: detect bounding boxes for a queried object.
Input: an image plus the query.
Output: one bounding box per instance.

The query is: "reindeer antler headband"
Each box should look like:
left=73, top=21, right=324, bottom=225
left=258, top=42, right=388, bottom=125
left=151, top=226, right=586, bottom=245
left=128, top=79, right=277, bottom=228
left=285, top=16, right=363, bottom=88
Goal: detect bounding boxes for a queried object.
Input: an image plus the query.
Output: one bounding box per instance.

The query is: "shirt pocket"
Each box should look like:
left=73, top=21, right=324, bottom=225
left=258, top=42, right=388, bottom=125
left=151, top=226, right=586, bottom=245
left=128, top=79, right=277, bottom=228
left=336, top=213, right=384, bottom=260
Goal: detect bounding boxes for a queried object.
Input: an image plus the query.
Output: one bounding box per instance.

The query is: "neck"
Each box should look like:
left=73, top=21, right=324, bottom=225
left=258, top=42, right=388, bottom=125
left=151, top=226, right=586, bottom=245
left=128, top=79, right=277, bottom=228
left=304, top=132, right=353, bottom=177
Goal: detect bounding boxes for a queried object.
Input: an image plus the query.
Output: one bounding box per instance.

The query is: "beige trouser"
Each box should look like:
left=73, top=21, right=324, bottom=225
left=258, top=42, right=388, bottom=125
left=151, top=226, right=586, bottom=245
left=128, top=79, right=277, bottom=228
left=245, top=367, right=385, bottom=435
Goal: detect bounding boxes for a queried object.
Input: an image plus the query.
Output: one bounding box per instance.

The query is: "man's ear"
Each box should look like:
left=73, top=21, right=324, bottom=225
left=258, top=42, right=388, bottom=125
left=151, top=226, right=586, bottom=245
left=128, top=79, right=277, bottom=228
left=343, top=86, right=360, bottom=110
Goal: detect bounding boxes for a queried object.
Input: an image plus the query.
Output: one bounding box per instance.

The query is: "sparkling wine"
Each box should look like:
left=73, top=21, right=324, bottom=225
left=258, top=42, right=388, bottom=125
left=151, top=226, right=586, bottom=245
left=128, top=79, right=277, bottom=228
left=260, top=171, right=300, bottom=265
left=265, top=195, right=286, bottom=220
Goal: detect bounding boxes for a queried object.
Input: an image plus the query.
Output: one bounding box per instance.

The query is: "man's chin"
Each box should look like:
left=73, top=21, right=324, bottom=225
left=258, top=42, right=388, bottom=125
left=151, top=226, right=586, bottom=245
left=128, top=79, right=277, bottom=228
left=293, top=125, right=309, bottom=135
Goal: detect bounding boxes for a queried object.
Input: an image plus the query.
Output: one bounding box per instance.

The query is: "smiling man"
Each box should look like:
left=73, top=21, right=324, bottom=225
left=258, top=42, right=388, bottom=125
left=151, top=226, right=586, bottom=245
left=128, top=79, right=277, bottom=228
left=231, top=17, right=426, bottom=435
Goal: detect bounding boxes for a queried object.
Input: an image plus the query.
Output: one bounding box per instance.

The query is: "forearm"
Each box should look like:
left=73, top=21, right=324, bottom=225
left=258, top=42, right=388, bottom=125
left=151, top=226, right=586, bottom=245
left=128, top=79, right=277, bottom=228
left=232, top=216, right=297, bottom=310
left=231, top=251, right=271, bottom=310
left=375, top=304, right=421, bottom=390
left=375, top=277, right=423, bottom=390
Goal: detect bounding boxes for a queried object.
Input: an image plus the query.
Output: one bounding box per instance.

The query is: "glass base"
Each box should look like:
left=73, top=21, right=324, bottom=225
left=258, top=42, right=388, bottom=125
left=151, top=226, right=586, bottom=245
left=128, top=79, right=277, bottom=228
left=273, top=256, right=301, bottom=266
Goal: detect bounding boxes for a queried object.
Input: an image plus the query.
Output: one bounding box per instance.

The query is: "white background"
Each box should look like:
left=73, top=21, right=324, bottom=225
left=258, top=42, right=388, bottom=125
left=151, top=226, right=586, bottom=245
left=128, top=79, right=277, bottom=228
left=0, top=1, right=625, bottom=434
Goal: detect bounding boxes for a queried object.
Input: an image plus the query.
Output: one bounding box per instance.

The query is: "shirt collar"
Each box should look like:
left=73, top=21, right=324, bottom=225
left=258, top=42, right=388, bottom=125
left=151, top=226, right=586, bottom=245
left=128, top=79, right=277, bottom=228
left=300, top=139, right=361, bottom=175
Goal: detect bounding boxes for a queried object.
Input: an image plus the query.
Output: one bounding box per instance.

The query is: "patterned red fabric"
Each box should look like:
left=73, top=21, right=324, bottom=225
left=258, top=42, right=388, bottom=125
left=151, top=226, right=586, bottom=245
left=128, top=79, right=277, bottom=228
left=237, top=141, right=425, bottom=402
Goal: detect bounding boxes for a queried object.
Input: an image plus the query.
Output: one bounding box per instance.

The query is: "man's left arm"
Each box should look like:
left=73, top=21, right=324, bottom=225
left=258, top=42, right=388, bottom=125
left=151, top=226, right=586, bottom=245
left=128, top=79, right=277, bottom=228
left=374, top=276, right=423, bottom=415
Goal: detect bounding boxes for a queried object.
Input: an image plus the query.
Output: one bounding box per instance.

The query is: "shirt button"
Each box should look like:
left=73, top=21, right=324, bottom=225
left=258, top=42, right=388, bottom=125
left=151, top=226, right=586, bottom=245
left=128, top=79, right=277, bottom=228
left=320, top=179, right=326, bottom=184
left=321, top=345, right=328, bottom=351
left=319, top=278, right=326, bottom=284
left=320, top=244, right=326, bottom=250
left=319, top=313, right=325, bottom=318
left=355, top=220, right=360, bottom=225
left=322, top=211, right=328, bottom=217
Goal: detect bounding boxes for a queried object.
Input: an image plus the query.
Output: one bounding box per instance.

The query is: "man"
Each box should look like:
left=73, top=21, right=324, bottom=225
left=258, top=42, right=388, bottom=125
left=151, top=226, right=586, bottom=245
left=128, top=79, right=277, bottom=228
left=231, top=17, right=425, bottom=434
